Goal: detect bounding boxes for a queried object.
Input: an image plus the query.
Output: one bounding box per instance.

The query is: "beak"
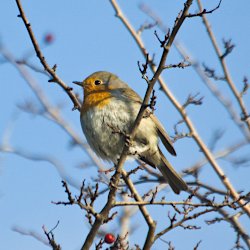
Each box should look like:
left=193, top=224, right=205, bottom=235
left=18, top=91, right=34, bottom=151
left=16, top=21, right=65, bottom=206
left=72, top=81, right=83, bottom=87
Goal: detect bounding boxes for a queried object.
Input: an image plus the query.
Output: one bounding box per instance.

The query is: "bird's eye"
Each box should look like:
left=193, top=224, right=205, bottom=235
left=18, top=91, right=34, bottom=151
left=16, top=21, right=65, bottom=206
left=94, top=79, right=102, bottom=85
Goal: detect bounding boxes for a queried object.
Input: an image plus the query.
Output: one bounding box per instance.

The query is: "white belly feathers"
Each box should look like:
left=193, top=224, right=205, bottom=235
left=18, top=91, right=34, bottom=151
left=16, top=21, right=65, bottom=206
left=81, top=99, right=158, bottom=163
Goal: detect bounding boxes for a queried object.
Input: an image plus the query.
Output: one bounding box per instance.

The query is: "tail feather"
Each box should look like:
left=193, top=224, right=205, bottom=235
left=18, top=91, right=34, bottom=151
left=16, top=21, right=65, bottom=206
left=158, top=149, right=188, bottom=194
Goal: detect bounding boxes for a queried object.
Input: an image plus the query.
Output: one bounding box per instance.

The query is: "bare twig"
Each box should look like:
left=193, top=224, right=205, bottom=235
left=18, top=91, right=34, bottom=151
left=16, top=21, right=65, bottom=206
left=194, top=240, right=202, bottom=250
left=203, top=63, right=225, bottom=81
left=163, top=60, right=191, bottom=69
left=42, top=223, right=61, bottom=250
left=182, top=93, right=204, bottom=109
left=240, top=77, right=249, bottom=97
left=221, top=38, right=235, bottom=59
left=187, top=0, right=222, bottom=17
left=154, top=207, right=217, bottom=241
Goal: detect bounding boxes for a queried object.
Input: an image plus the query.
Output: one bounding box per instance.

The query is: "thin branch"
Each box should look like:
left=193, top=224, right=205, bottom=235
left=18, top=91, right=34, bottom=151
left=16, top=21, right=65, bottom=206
left=42, top=224, right=61, bottom=250
left=114, top=199, right=249, bottom=208
left=197, top=0, right=250, bottom=131
left=163, top=60, right=191, bottom=69
left=182, top=92, right=204, bottom=109
left=187, top=0, right=222, bottom=17
left=53, top=181, right=98, bottom=225
left=15, top=0, right=81, bottom=111
left=154, top=207, right=217, bottom=241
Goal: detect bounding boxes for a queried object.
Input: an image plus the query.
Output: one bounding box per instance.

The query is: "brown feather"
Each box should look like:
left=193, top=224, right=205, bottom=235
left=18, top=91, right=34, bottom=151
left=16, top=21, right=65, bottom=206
left=150, top=114, right=176, bottom=156
left=158, top=148, right=188, bottom=194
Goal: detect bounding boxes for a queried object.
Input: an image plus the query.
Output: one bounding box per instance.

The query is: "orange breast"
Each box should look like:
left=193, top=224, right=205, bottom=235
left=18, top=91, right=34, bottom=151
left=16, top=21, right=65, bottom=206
left=81, top=90, right=112, bottom=114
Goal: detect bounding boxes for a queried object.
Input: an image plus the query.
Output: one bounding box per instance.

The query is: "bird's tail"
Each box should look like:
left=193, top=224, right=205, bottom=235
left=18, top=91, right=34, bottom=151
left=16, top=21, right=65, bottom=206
left=158, top=149, right=188, bottom=194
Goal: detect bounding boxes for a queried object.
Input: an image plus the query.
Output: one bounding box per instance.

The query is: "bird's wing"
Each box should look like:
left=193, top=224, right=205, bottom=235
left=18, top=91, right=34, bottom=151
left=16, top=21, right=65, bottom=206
left=113, top=87, right=176, bottom=156
left=112, top=87, right=142, bottom=103
left=149, top=113, right=176, bottom=156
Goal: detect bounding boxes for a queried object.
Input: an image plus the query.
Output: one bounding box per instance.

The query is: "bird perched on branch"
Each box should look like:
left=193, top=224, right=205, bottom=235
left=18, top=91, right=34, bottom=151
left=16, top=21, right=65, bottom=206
left=77, top=71, right=188, bottom=194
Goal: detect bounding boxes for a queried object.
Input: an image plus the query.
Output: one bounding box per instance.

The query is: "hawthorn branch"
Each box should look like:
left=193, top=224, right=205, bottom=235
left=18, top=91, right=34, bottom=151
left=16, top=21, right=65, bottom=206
left=12, top=0, right=250, bottom=249
left=110, top=0, right=250, bottom=216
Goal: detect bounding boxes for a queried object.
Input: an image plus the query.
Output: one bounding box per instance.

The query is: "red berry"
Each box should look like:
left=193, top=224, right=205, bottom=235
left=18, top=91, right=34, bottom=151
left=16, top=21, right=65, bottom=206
left=104, top=233, right=115, bottom=244
left=44, top=33, right=54, bottom=44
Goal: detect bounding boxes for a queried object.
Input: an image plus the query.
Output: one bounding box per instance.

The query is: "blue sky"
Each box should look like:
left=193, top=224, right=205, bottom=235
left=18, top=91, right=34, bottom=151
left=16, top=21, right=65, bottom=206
left=1, top=1, right=250, bottom=249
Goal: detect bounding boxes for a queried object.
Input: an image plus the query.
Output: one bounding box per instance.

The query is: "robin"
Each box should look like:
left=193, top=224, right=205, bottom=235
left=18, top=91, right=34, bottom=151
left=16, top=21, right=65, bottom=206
left=78, top=71, right=188, bottom=194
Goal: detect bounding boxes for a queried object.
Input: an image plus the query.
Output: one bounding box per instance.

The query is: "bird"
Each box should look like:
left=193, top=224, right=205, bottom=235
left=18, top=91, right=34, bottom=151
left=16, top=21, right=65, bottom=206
left=78, top=71, right=188, bottom=194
